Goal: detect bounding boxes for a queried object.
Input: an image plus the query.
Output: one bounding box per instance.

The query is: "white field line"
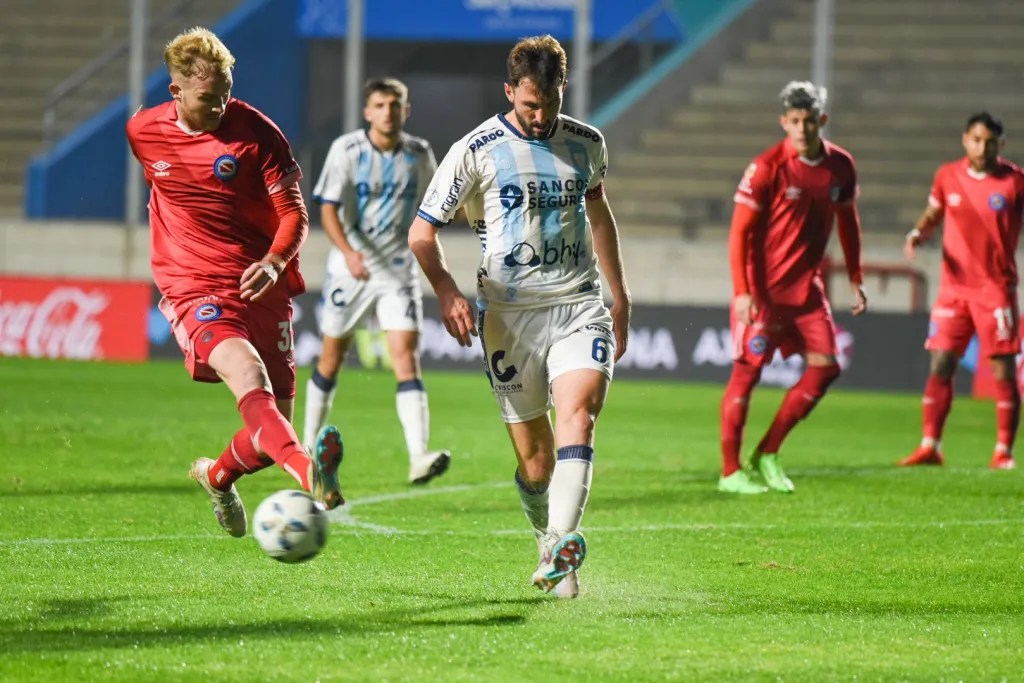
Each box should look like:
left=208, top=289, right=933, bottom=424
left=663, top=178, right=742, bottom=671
left=1, top=480, right=1021, bottom=546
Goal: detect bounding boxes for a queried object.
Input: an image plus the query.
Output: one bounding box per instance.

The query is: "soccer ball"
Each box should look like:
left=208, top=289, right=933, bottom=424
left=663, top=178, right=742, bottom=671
left=252, top=490, right=328, bottom=563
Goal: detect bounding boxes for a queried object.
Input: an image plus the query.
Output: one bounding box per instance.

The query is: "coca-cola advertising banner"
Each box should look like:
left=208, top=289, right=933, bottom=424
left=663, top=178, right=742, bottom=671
left=147, top=289, right=973, bottom=394
left=0, top=276, right=150, bottom=361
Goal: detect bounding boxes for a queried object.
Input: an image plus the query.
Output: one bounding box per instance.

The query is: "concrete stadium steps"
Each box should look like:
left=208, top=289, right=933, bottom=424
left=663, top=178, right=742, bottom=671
left=745, top=43, right=1024, bottom=67
left=610, top=0, right=1024, bottom=239
left=0, top=0, right=240, bottom=214
left=792, top=0, right=1024, bottom=21
left=718, top=65, right=1024, bottom=93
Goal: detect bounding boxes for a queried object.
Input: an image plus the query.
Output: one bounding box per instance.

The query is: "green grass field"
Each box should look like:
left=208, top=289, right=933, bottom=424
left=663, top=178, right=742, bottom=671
left=1, top=357, right=1021, bottom=682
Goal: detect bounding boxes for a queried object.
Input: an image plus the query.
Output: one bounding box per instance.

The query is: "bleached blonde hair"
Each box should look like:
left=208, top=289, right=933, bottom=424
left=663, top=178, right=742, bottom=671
left=164, top=27, right=235, bottom=80
left=779, top=80, right=827, bottom=114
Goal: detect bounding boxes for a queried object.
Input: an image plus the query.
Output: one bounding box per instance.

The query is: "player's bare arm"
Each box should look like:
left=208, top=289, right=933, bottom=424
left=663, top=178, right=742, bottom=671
left=408, top=215, right=477, bottom=347
left=320, top=203, right=369, bottom=280
left=904, top=204, right=943, bottom=261
left=586, top=188, right=631, bottom=361
left=835, top=203, right=868, bottom=316
left=242, top=184, right=308, bottom=302
left=728, top=202, right=760, bottom=324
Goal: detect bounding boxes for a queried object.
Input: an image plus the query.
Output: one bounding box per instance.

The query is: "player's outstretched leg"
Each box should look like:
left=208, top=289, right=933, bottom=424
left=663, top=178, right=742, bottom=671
left=189, top=457, right=247, bottom=537
left=532, top=530, right=586, bottom=595
left=311, top=425, right=345, bottom=509
left=749, top=450, right=794, bottom=494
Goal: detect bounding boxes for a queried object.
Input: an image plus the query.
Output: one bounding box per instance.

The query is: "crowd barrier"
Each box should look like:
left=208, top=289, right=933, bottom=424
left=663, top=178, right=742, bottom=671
left=2, top=275, right=1003, bottom=398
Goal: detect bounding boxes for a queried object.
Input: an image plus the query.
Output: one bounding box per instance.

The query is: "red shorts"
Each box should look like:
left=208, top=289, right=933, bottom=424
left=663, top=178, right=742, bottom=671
left=926, top=290, right=1020, bottom=357
left=159, top=292, right=296, bottom=399
left=731, top=292, right=838, bottom=367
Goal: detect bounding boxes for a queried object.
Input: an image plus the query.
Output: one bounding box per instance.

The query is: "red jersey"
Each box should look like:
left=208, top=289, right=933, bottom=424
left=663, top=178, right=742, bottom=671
left=734, top=138, right=858, bottom=306
left=928, top=157, right=1024, bottom=299
left=126, top=98, right=304, bottom=301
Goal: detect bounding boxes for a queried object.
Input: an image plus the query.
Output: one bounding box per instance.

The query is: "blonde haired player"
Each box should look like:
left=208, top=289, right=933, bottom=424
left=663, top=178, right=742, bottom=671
left=409, top=35, right=631, bottom=598
left=127, top=27, right=344, bottom=537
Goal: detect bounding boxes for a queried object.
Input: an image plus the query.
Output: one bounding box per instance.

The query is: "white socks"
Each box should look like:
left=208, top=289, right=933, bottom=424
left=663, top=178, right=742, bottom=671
left=515, top=471, right=549, bottom=545
left=303, top=371, right=336, bottom=451
left=396, top=379, right=429, bottom=461
left=547, top=445, right=594, bottom=536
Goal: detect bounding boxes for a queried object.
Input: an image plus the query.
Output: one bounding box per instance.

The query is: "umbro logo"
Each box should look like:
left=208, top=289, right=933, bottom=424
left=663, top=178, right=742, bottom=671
left=152, top=160, right=171, bottom=177
left=784, top=186, right=802, bottom=200
left=948, top=193, right=961, bottom=207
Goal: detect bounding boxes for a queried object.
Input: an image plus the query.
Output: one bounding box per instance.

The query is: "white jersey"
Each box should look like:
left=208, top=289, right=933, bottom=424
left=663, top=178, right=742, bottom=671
left=417, top=113, right=609, bottom=311
left=314, top=129, right=437, bottom=274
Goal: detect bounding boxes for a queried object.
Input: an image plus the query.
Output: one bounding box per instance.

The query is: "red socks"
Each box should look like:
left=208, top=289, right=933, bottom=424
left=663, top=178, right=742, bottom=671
left=757, top=364, right=841, bottom=454
left=237, top=388, right=311, bottom=489
left=921, top=374, right=954, bottom=443
left=994, top=378, right=1020, bottom=452
left=721, top=363, right=762, bottom=476
left=207, top=428, right=274, bottom=491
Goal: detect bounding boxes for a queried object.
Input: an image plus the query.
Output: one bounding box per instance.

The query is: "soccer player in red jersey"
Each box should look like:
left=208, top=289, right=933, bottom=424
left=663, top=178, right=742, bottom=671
left=718, top=81, right=867, bottom=494
left=899, top=112, right=1024, bottom=470
left=125, top=28, right=344, bottom=536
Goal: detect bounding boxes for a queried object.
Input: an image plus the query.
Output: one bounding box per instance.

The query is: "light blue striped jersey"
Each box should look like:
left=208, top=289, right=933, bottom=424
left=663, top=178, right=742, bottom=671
left=314, top=129, right=437, bottom=273
left=417, top=113, right=608, bottom=311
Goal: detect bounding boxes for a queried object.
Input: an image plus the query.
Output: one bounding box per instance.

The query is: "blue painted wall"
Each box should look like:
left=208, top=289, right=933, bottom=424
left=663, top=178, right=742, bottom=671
left=26, top=0, right=304, bottom=219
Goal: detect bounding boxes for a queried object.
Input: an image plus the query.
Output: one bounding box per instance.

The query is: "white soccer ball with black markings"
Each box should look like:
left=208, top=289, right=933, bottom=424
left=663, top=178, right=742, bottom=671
left=252, top=490, right=328, bottom=563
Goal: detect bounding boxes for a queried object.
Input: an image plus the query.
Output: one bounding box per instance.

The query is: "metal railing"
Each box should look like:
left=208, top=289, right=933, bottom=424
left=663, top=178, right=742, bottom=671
left=41, top=0, right=197, bottom=145
left=586, top=0, right=686, bottom=114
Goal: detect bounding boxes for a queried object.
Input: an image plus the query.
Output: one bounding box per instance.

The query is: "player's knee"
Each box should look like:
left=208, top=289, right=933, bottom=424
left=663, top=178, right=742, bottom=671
left=930, top=351, right=958, bottom=378
left=235, top=359, right=271, bottom=393
left=559, top=406, right=598, bottom=443
left=990, top=355, right=1017, bottom=382
left=729, top=362, right=762, bottom=390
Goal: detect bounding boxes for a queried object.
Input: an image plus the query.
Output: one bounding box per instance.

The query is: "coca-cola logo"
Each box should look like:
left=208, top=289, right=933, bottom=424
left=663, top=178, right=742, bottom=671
left=0, top=287, right=109, bottom=359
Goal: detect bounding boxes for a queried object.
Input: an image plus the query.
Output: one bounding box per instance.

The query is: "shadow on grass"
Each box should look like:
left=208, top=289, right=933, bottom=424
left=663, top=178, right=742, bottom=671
left=0, top=482, right=193, bottom=499
left=0, top=594, right=541, bottom=655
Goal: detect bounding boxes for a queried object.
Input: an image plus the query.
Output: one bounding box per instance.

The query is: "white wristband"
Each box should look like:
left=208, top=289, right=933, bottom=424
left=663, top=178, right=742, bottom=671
left=907, top=228, right=921, bottom=241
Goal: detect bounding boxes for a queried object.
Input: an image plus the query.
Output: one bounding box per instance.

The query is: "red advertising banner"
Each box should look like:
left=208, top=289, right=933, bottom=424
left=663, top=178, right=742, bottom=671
left=0, top=276, right=150, bottom=361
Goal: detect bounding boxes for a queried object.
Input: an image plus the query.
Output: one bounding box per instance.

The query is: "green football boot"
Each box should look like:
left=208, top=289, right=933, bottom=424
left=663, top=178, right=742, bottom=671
left=717, top=469, right=768, bottom=494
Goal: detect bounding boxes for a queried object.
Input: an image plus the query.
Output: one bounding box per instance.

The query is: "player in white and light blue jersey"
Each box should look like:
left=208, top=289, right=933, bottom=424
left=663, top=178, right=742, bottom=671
left=304, top=78, right=450, bottom=486
left=409, top=36, right=631, bottom=599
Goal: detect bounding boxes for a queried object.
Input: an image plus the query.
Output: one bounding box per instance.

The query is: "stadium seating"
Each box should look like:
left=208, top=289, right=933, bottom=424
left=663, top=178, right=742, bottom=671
left=0, top=0, right=239, bottom=215
left=607, top=0, right=1024, bottom=238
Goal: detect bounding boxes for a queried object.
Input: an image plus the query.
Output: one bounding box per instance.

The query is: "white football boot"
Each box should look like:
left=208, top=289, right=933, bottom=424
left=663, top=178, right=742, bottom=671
left=189, top=457, right=247, bottom=537
left=408, top=450, right=451, bottom=485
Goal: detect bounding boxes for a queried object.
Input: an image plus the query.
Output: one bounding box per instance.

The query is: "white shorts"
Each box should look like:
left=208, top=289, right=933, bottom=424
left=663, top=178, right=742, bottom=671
left=319, top=251, right=422, bottom=339
left=479, top=299, right=615, bottom=423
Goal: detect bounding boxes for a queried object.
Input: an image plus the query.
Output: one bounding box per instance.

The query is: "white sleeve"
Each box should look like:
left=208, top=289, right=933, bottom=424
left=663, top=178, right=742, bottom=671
left=415, top=143, right=439, bottom=206
left=416, top=139, right=478, bottom=226
left=312, top=139, right=349, bottom=206
left=589, top=139, right=609, bottom=191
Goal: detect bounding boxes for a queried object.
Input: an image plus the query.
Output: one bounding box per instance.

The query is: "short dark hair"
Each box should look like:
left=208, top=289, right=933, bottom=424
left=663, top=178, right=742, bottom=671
left=779, top=80, right=826, bottom=114
left=965, top=111, right=1004, bottom=137
left=506, top=35, right=567, bottom=92
left=363, top=77, right=407, bottom=104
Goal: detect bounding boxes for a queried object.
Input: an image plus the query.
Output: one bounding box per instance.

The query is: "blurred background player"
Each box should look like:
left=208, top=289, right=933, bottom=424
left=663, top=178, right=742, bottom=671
left=126, top=27, right=344, bottom=537
left=303, top=78, right=450, bottom=485
left=899, top=112, right=1024, bottom=470
left=719, top=81, right=867, bottom=495
left=408, top=35, right=631, bottom=598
